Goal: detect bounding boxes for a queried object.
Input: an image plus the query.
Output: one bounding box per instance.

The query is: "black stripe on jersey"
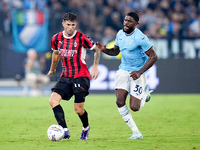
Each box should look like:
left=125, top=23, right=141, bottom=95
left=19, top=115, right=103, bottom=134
left=59, top=34, right=64, bottom=56
left=56, top=33, right=64, bottom=77
left=83, top=38, right=91, bottom=49
left=54, top=34, right=59, bottom=50
left=77, top=32, right=82, bottom=73
left=59, top=34, right=64, bottom=76
left=60, top=34, right=68, bottom=77
left=65, top=38, right=70, bottom=77
left=86, top=35, right=95, bottom=45
left=71, top=37, right=76, bottom=78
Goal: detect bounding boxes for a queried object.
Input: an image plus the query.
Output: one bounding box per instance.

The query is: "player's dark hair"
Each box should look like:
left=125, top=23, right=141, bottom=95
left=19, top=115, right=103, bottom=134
left=63, top=12, right=77, bottom=22
left=127, top=11, right=139, bottom=22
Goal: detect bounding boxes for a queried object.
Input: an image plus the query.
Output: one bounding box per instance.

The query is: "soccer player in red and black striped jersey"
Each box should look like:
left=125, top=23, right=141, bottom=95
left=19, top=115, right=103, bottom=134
left=47, top=12, right=100, bottom=140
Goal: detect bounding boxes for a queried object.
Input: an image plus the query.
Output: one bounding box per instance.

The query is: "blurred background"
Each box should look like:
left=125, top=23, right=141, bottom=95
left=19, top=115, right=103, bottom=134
left=0, top=0, right=200, bottom=96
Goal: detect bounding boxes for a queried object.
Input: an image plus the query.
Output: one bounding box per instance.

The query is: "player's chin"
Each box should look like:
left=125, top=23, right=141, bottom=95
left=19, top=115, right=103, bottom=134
left=67, top=31, right=73, bottom=35
left=123, top=25, right=129, bottom=30
left=123, top=28, right=129, bottom=33
left=123, top=28, right=133, bottom=34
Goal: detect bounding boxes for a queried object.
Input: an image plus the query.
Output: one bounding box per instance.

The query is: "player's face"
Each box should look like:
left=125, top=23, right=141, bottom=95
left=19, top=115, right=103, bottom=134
left=62, top=20, right=77, bottom=36
left=123, top=16, right=138, bottom=34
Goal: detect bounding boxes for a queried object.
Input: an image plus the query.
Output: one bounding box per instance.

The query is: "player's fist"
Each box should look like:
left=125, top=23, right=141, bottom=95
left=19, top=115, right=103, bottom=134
left=130, top=71, right=141, bottom=80
left=91, top=64, right=99, bottom=80
left=47, top=69, right=56, bottom=76
left=96, top=42, right=106, bottom=52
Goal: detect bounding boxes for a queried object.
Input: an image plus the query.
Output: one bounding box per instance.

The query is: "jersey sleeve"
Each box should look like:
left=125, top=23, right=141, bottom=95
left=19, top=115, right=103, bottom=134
left=83, top=34, right=95, bottom=50
left=137, top=34, right=152, bottom=52
left=51, top=34, right=58, bottom=51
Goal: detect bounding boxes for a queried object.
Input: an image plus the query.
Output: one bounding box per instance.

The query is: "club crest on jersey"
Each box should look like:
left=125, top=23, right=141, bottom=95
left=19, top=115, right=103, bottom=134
left=130, top=40, right=134, bottom=45
left=74, top=41, right=77, bottom=47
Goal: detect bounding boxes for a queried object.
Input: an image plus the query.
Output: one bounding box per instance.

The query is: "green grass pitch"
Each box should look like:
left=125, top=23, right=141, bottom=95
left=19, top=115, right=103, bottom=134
left=0, top=94, right=199, bottom=150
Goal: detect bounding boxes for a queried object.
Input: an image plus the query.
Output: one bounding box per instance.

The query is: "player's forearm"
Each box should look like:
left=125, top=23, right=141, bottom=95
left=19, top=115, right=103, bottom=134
left=93, top=48, right=100, bottom=65
left=50, top=52, right=60, bottom=71
left=50, top=63, right=58, bottom=72
left=138, top=47, right=158, bottom=74
left=102, top=48, right=120, bottom=56
left=139, top=54, right=158, bottom=74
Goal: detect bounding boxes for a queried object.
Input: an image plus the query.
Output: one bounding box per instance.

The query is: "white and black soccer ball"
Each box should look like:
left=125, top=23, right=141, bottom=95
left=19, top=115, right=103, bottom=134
left=47, top=124, right=64, bottom=141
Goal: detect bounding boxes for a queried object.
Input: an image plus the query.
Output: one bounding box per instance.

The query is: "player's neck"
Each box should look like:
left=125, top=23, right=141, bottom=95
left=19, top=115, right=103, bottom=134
left=125, top=28, right=136, bottom=36
left=64, top=32, right=73, bottom=37
left=63, top=30, right=77, bottom=39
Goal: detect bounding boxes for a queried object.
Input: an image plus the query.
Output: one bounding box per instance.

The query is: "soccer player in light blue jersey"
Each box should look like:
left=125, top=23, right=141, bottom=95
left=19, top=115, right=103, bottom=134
left=97, top=11, right=158, bottom=139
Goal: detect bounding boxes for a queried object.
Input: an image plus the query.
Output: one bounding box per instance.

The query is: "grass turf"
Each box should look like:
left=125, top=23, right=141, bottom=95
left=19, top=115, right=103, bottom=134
left=0, top=94, right=199, bottom=150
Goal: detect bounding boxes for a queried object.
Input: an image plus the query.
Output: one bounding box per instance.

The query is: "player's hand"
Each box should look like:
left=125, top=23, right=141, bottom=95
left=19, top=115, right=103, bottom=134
left=130, top=71, right=141, bottom=80
left=91, top=64, right=99, bottom=80
left=96, top=42, right=106, bottom=52
left=47, top=69, right=56, bottom=76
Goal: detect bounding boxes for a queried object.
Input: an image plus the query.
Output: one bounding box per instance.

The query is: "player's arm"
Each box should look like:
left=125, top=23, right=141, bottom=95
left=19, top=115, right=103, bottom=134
left=47, top=51, right=60, bottom=76
left=130, top=47, right=158, bottom=80
left=96, top=42, right=120, bottom=56
left=91, top=45, right=101, bottom=79
left=140, top=46, right=158, bottom=74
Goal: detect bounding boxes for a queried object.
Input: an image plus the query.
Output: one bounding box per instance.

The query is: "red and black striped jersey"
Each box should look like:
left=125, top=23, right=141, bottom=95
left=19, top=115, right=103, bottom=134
left=51, top=30, right=95, bottom=79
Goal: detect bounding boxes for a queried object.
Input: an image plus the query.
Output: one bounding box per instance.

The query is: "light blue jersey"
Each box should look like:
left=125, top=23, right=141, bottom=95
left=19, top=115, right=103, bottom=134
left=115, top=28, right=152, bottom=73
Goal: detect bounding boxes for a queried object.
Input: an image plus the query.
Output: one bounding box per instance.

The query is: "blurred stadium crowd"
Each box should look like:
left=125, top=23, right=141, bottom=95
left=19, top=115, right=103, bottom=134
left=0, top=0, right=200, bottom=42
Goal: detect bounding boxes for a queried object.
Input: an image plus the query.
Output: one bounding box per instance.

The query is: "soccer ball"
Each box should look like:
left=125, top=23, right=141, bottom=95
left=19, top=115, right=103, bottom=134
left=47, top=124, right=64, bottom=141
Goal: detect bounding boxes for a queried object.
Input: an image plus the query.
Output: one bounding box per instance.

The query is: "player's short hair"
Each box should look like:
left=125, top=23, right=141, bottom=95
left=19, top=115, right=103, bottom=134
left=127, top=11, right=139, bottom=22
left=63, top=12, right=77, bottom=22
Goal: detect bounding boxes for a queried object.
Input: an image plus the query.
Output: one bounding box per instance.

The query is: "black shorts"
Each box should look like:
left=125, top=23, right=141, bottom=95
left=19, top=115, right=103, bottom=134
left=51, top=77, right=90, bottom=103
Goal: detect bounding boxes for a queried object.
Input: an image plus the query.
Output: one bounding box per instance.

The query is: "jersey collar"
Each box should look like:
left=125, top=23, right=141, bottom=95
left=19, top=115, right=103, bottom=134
left=125, top=28, right=136, bottom=36
left=63, top=30, right=77, bottom=39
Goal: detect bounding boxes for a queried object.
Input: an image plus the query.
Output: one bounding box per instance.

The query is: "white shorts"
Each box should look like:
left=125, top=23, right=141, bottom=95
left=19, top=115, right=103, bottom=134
left=115, top=69, right=147, bottom=100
